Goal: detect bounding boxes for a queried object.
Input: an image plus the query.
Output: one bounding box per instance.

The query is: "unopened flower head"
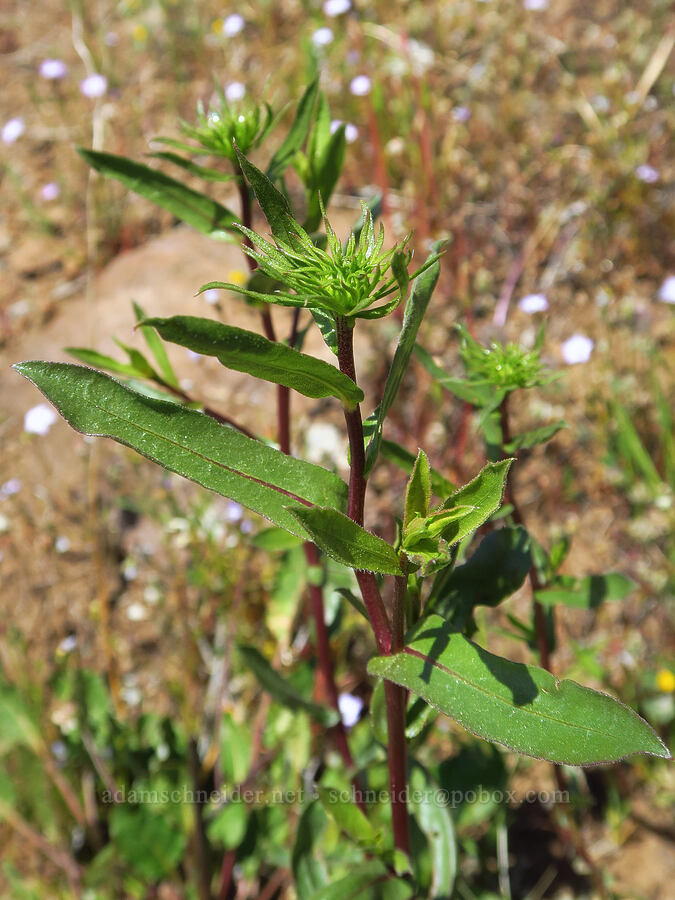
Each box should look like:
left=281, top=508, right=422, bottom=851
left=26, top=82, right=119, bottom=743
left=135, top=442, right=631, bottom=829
left=39, top=58, right=68, bottom=80
left=2, top=117, right=25, bottom=144
left=458, top=323, right=551, bottom=389
left=80, top=73, right=107, bottom=98
left=236, top=199, right=419, bottom=320
left=178, top=92, right=274, bottom=161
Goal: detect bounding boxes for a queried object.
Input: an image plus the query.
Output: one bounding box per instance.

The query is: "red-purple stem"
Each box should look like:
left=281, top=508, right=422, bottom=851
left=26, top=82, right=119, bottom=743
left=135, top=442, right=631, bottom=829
left=335, top=315, right=410, bottom=856
left=499, top=393, right=552, bottom=671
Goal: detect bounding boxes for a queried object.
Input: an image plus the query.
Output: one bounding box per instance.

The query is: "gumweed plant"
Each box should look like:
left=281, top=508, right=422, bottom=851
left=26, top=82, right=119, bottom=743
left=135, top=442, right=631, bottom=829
left=13, top=80, right=670, bottom=897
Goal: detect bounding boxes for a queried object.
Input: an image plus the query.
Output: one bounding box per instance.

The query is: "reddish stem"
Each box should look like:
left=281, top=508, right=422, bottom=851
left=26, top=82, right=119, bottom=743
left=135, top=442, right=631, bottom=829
left=499, top=392, right=552, bottom=672
left=335, top=316, right=409, bottom=856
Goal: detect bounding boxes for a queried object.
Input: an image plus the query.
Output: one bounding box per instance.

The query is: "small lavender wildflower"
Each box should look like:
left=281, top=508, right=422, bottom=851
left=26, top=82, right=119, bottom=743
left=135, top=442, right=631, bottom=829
left=2, top=117, right=25, bottom=144
left=223, top=13, right=245, bottom=36
left=323, top=0, right=351, bottom=16
left=635, top=164, right=659, bottom=183
left=0, top=479, right=21, bottom=499
left=24, top=403, right=58, bottom=435
left=518, top=293, right=549, bottom=314
left=451, top=105, right=471, bottom=123
left=41, top=182, right=60, bottom=201
left=80, top=74, right=107, bottom=99
left=338, top=693, right=363, bottom=728
left=350, top=75, right=371, bottom=96
left=657, top=276, right=675, bottom=304
left=224, top=81, right=245, bottom=102
left=561, top=334, right=594, bottom=365
left=39, top=59, right=68, bottom=80
left=312, top=27, right=334, bottom=47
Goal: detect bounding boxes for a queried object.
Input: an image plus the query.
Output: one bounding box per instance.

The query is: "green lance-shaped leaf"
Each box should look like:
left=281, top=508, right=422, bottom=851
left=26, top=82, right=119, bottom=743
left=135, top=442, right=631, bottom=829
left=440, top=459, right=513, bottom=545
left=408, top=763, right=457, bottom=900
left=13, top=363, right=347, bottom=541
left=148, top=151, right=236, bottom=182
left=316, top=786, right=380, bottom=848
left=287, top=505, right=403, bottom=575
left=267, top=78, right=320, bottom=183
left=428, top=526, right=532, bottom=623
left=368, top=614, right=670, bottom=765
left=304, top=124, right=346, bottom=232
left=78, top=149, right=239, bottom=240
left=235, top=147, right=295, bottom=245
left=66, top=347, right=148, bottom=380
left=309, top=864, right=413, bottom=900
left=292, top=802, right=329, bottom=899
left=142, top=315, right=364, bottom=408
left=238, top=646, right=338, bottom=727
left=535, top=573, right=636, bottom=609
left=380, top=439, right=455, bottom=498
left=404, top=449, right=431, bottom=526
left=413, top=343, right=493, bottom=407
left=364, top=247, right=442, bottom=475
left=197, top=280, right=309, bottom=310
left=132, top=301, right=179, bottom=388
left=503, top=421, right=568, bottom=453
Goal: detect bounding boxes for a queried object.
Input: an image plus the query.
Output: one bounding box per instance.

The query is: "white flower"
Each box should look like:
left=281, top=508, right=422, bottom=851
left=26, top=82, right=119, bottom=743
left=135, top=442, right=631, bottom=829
left=338, top=693, right=363, bottom=728
left=41, top=182, right=60, bottom=201
left=24, top=403, right=58, bottom=435
left=350, top=75, right=371, bottom=96
left=305, top=422, right=344, bottom=466
left=657, top=275, right=675, bottom=304
left=591, top=94, right=610, bottom=113
left=312, top=27, right=334, bottom=47
left=407, top=39, right=434, bottom=75
left=55, top=536, right=71, bottom=554
left=121, top=685, right=142, bottom=706
left=518, top=293, right=549, bottom=313
left=0, top=478, right=21, bottom=499
left=2, top=117, right=25, bottom=144
left=223, top=13, right=245, bottom=36
left=635, top=164, right=659, bottom=183
left=225, top=500, right=244, bottom=522
left=58, top=635, right=78, bottom=654
left=225, top=81, right=245, bottom=102
left=323, top=0, right=351, bottom=16
left=523, top=0, right=548, bottom=8
left=561, top=334, right=594, bottom=365
left=127, top=602, right=147, bottom=622
left=451, top=105, right=471, bottom=123
left=344, top=123, right=358, bottom=143
left=80, top=74, right=107, bottom=98
left=202, top=288, right=220, bottom=305
left=39, top=58, right=68, bottom=80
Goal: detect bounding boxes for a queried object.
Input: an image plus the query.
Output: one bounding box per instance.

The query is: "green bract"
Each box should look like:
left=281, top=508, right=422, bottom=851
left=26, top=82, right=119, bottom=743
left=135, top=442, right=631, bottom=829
left=235, top=203, right=414, bottom=319
left=457, top=323, right=554, bottom=391
left=165, top=93, right=278, bottom=163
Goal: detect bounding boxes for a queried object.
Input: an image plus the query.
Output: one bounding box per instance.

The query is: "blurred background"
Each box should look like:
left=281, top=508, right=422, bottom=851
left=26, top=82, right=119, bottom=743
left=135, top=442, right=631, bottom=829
left=0, top=1, right=673, bottom=897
